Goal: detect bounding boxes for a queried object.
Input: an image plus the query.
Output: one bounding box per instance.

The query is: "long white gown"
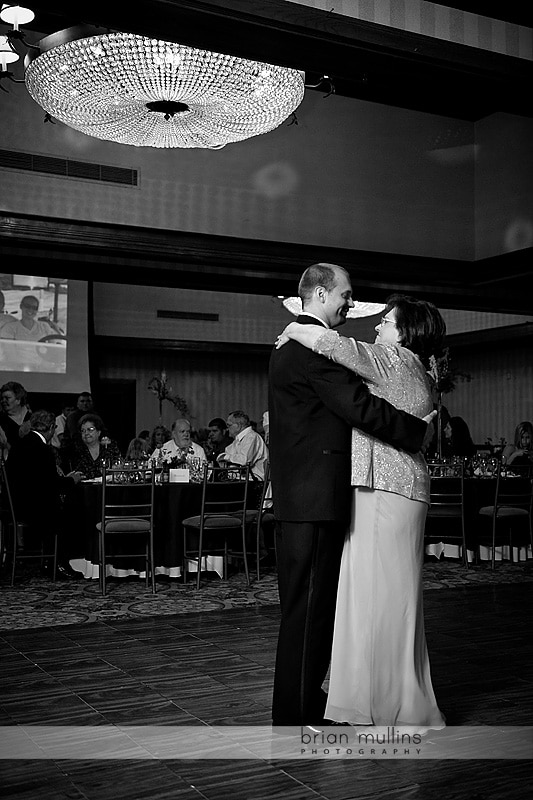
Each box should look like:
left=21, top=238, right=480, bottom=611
left=313, top=331, right=445, bottom=729
left=326, top=487, right=445, bottom=728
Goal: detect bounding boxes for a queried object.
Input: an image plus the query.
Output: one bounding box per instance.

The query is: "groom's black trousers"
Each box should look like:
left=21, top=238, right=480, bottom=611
left=272, top=520, right=346, bottom=726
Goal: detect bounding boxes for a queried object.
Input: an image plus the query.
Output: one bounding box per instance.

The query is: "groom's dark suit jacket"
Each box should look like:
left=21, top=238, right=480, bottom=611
left=268, top=315, right=426, bottom=524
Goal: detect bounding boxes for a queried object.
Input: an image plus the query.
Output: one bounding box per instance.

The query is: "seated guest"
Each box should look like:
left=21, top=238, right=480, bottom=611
left=60, top=392, right=95, bottom=470
left=0, top=381, right=32, bottom=457
left=51, top=404, right=75, bottom=450
left=137, top=429, right=151, bottom=453
left=72, top=414, right=122, bottom=478
left=125, top=437, right=149, bottom=461
left=0, top=295, right=59, bottom=341
left=5, top=410, right=83, bottom=577
left=443, top=415, right=476, bottom=458
left=64, top=392, right=94, bottom=440
left=149, top=424, right=171, bottom=454
left=502, top=421, right=533, bottom=467
left=262, top=410, right=269, bottom=444
left=205, top=417, right=232, bottom=462
left=149, top=418, right=207, bottom=465
left=217, top=410, right=269, bottom=480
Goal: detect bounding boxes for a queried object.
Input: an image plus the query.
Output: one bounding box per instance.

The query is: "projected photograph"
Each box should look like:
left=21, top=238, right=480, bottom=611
left=0, top=274, right=67, bottom=374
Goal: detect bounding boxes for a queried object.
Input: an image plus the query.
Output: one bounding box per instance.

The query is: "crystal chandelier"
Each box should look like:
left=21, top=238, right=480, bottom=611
left=22, top=26, right=305, bottom=149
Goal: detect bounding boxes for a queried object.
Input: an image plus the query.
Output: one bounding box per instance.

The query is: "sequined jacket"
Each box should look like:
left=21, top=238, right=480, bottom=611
left=315, top=331, right=431, bottom=504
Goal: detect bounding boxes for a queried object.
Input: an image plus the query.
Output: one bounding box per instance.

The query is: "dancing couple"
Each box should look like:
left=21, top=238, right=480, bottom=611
left=268, top=262, right=446, bottom=731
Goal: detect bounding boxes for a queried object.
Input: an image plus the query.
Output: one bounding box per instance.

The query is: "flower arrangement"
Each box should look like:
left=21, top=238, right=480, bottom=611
left=428, top=348, right=472, bottom=395
left=157, top=445, right=196, bottom=468
left=428, top=349, right=471, bottom=458
left=148, top=370, right=189, bottom=422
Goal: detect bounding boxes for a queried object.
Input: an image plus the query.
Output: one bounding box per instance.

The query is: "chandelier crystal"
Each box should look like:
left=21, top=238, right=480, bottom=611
left=24, top=29, right=305, bottom=149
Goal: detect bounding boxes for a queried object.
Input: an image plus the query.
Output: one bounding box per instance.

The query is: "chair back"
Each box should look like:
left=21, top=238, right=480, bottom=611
left=427, top=460, right=465, bottom=509
left=199, top=464, right=250, bottom=519
left=99, top=465, right=156, bottom=595
left=182, top=464, right=251, bottom=587
left=101, top=465, right=155, bottom=532
left=1, top=457, right=57, bottom=584
left=426, top=460, right=468, bottom=567
left=479, top=463, right=533, bottom=569
left=257, top=460, right=271, bottom=511
left=493, top=464, right=533, bottom=514
left=0, top=457, right=18, bottom=533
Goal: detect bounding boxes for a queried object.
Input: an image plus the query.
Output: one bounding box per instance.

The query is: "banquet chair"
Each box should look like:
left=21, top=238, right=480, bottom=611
left=182, top=465, right=250, bottom=589
left=425, top=460, right=468, bottom=568
left=253, top=462, right=275, bottom=580
left=478, top=464, right=533, bottom=569
left=97, top=465, right=156, bottom=596
left=0, top=457, right=57, bottom=585
left=227, top=461, right=275, bottom=580
left=233, top=462, right=275, bottom=581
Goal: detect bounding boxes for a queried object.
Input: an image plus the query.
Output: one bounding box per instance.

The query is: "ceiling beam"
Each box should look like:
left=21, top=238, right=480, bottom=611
left=1, top=212, right=530, bottom=314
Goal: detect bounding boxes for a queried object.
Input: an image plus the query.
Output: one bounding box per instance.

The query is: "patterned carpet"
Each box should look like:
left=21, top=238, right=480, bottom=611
left=1, top=560, right=532, bottom=631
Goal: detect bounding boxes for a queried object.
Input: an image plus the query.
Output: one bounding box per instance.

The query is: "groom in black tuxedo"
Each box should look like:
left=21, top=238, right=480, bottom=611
left=268, top=263, right=431, bottom=726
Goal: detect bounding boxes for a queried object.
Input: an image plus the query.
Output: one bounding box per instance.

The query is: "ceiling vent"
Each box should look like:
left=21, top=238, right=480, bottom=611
left=157, top=310, right=219, bottom=322
left=0, top=149, right=138, bottom=186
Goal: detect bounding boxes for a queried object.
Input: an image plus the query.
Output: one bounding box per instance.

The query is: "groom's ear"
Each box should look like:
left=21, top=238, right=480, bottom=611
left=315, top=285, right=327, bottom=303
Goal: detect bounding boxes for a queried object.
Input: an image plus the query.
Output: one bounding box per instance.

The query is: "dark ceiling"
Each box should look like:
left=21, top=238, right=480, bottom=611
left=13, top=0, right=533, bottom=121
left=1, top=1, right=532, bottom=315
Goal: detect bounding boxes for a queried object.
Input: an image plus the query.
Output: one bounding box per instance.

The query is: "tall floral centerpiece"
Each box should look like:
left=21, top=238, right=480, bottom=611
left=428, top=349, right=471, bottom=459
left=148, top=370, right=189, bottom=423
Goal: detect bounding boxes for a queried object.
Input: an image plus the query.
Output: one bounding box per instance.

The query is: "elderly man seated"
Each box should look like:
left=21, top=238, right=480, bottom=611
left=149, top=418, right=207, bottom=465
left=5, top=409, right=83, bottom=578
left=217, top=410, right=269, bottom=480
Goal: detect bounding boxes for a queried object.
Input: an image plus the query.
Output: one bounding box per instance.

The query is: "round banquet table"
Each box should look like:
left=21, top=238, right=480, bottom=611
left=70, top=480, right=224, bottom=580
left=425, top=476, right=532, bottom=563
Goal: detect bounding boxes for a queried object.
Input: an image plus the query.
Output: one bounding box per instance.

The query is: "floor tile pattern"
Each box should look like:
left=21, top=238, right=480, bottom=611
left=0, top=576, right=532, bottom=799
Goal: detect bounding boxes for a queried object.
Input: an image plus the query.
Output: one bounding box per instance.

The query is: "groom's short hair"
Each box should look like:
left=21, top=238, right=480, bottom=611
left=298, top=263, right=349, bottom=304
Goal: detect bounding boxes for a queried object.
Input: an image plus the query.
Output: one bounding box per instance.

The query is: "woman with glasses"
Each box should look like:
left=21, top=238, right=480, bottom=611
left=276, top=293, right=446, bottom=731
left=0, top=380, right=32, bottom=456
left=73, top=413, right=121, bottom=479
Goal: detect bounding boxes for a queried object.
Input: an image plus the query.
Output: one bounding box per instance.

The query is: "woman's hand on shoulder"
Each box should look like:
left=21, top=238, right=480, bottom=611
left=275, top=322, right=325, bottom=351
left=275, top=322, right=300, bottom=349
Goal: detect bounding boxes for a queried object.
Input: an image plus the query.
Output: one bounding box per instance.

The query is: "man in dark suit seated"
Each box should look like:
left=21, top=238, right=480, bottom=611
left=6, top=409, right=83, bottom=578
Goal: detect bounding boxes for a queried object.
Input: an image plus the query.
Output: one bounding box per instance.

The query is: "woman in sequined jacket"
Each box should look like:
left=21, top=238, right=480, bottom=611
left=278, top=293, right=447, bottom=731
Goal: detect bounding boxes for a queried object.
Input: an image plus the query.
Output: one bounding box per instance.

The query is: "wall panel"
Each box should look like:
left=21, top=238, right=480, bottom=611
left=96, top=346, right=270, bottom=438
left=437, top=340, right=533, bottom=447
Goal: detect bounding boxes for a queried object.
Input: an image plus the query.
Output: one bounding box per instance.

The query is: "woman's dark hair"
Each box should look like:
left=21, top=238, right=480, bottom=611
left=448, top=416, right=476, bottom=457
left=126, top=437, right=146, bottom=459
left=514, top=421, right=533, bottom=448
left=78, top=413, right=106, bottom=435
left=384, top=294, right=446, bottom=367
left=0, top=381, right=28, bottom=407
left=150, top=425, right=171, bottom=451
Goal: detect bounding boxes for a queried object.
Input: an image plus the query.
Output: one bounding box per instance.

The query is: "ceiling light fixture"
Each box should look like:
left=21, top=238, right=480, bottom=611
left=5, top=10, right=305, bottom=149
left=282, top=297, right=386, bottom=319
